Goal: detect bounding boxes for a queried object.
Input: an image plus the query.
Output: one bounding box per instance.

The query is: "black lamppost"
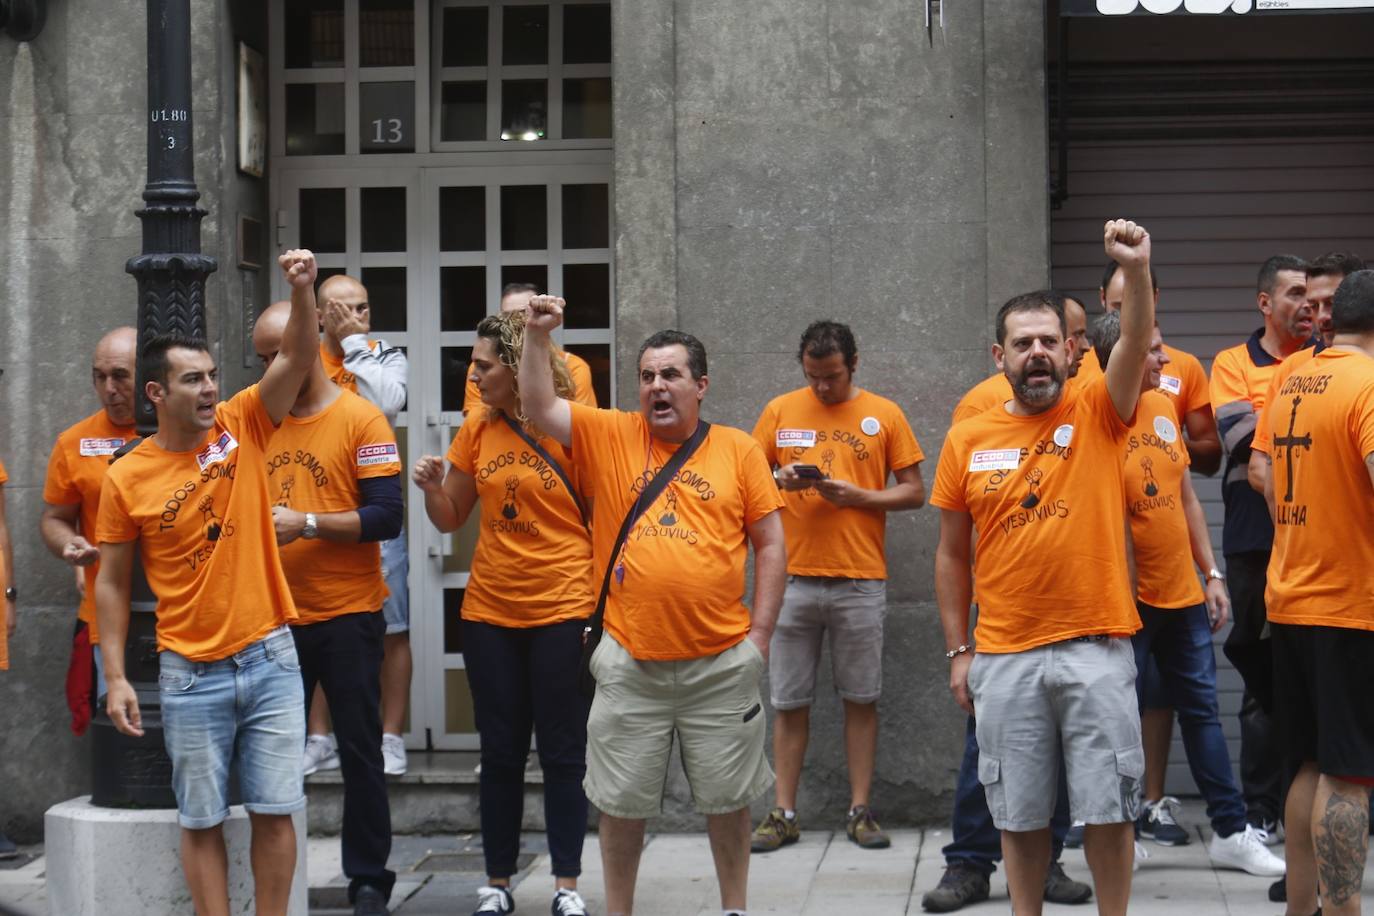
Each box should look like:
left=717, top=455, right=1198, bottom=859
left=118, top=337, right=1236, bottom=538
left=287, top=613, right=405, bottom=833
left=89, top=0, right=217, bottom=808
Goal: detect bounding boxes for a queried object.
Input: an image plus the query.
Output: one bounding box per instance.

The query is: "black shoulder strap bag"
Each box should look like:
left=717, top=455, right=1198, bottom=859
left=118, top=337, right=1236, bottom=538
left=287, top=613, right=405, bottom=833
left=577, top=420, right=711, bottom=697
left=499, top=413, right=588, bottom=528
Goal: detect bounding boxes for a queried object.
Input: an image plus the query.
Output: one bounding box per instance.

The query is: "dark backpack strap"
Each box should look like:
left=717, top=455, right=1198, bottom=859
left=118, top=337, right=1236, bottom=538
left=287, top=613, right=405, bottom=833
left=578, top=420, right=712, bottom=694
left=499, top=413, right=588, bottom=528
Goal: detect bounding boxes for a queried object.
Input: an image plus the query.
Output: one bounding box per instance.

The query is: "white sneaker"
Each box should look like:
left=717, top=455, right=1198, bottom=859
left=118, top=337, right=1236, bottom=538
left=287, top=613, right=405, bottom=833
left=473, top=885, right=514, bottom=914
left=381, top=733, right=407, bottom=776
left=1208, top=824, right=1287, bottom=877
left=1251, top=818, right=1285, bottom=846
left=551, top=887, right=589, bottom=915
left=302, top=734, right=339, bottom=777
left=1133, top=840, right=1150, bottom=871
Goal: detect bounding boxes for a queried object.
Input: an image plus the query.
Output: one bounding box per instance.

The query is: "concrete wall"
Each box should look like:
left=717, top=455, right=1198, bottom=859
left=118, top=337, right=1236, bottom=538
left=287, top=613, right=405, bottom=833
left=612, top=0, right=1051, bottom=827
left=0, top=0, right=268, bottom=841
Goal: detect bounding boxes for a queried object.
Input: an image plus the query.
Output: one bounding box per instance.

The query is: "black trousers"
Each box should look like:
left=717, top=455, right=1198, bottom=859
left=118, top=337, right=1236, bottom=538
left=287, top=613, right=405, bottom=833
left=463, top=617, right=590, bottom=879
left=293, top=610, right=395, bottom=902
left=1222, top=551, right=1283, bottom=823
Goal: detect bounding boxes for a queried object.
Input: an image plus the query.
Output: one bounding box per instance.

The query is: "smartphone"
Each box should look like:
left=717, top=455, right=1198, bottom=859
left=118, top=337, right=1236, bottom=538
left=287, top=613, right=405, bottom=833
left=792, top=464, right=824, bottom=480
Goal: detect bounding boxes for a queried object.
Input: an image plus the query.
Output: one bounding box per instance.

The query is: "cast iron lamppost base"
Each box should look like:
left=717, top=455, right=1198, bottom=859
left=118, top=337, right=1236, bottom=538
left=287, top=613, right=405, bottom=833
left=0, top=0, right=46, bottom=41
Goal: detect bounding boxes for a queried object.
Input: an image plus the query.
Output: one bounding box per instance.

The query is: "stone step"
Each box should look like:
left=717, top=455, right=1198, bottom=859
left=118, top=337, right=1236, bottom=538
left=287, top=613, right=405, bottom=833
left=304, top=751, right=551, bottom=836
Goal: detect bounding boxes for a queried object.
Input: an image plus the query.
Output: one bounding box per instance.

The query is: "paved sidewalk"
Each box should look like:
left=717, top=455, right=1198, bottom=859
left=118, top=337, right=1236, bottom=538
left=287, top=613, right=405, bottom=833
left=2, top=800, right=1371, bottom=913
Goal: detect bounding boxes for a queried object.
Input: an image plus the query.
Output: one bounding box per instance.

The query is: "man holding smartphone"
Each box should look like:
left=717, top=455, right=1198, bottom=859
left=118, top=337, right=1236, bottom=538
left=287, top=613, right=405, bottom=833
left=749, top=320, right=925, bottom=851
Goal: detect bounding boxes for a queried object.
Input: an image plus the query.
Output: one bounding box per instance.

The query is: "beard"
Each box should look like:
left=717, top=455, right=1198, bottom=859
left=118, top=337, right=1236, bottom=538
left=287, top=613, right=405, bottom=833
left=1011, top=358, right=1065, bottom=411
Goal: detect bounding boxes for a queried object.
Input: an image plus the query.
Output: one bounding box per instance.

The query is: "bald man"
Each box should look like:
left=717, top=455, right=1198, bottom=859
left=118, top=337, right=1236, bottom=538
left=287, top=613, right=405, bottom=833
left=256, top=302, right=403, bottom=915
left=40, top=326, right=139, bottom=734
left=314, top=274, right=413, bottom=776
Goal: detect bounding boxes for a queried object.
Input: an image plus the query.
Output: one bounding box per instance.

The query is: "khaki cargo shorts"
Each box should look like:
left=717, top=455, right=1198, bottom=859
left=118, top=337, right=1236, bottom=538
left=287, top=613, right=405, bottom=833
left=584, top=634, right=774, bottom=819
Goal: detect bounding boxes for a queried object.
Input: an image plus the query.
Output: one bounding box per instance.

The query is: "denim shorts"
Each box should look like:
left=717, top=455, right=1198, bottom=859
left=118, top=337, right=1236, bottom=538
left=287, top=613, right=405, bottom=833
left=380, top=532, right=409, bottom=635
left=159, top=626, right=307, bottom=829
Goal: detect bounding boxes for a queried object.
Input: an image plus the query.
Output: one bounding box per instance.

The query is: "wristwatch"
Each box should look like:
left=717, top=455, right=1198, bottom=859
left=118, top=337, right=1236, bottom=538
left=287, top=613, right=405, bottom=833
left=302, top=513, right=319, bottom=540
left=1206, top=567, right=1225, bottom=582
left=4, top=587, right=15, bottom=602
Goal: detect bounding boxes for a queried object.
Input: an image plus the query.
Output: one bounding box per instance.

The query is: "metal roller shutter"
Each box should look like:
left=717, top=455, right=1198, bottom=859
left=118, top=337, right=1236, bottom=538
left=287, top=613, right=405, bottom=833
left=1050, top=136, right=1374, bottom=795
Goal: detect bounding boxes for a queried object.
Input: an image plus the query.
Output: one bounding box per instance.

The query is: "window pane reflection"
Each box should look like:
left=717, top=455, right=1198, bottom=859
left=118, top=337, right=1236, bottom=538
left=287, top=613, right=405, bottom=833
left=442, top=7, right=488, bottom=67
left=500, top=80, right=547, bottom=142
left=361, top=266, right=407, bottom=332
left=502, top=5, right=548, bottom=65
left=563, top=264, right=610, bottom=329
left=500, top=186, right=547, bottom=250
left=561, top=184, right=609, bottom=249
left=501, top=265, right=548, bottom=295
left=563, top=78, right=611, bottom=139
left=286, top=83, right=346, bottom=155
left=284, top=0, right=343, bottom=69
left=360, top=187, right=407, bottom=252
left=441, top=346, right=474, bottom=413
left=563, top=4, right=611, bottom=64
left=441, top=267, right=487, bottom=332
left=300, top=188, right=346, bottom=252
left=359, top=0, right=414, bottom=66
left=444, top=668, right=476, bottom=733
left=439, top=187, right=486, bottom=251
left=564, top=344, right=611, bottom=408
left=440, top=82, right=487, bottom=142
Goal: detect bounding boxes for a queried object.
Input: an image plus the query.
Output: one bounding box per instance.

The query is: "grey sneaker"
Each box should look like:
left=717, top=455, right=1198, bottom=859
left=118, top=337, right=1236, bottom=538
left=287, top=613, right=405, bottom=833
left=1043, top=861, right=1092, bottom=905
left=921, top=864, right=990, bottom=912
left=846, top=805, right=891, bottom=849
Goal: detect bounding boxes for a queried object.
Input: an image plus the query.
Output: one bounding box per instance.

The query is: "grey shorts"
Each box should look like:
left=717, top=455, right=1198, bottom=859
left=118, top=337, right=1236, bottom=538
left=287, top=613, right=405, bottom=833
left=769, top=575, right=886, bottom=708
left=969, top=636, right=1143, bottom=832
left=584, top=634, right=773, bottom=819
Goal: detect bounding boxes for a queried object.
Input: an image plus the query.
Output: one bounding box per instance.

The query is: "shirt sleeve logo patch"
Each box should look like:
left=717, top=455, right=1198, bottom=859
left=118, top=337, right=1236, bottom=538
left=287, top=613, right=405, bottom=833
left=357, top=443, right=400, bottom=467
left=195, top=431, right=239, bottom=471
left=1053, top=424, right=1075, bottom=448
left=1153, top=415, right=1178, bottom=443
left=1158, top=374, right=1182, bottom=395
left=860, top=416, right=881, bottom=436
left=969, top=448, right=1022, bottom=472
left=79, top=437, right=126, bottom=457
left=776, top=429, right=817, bottom=449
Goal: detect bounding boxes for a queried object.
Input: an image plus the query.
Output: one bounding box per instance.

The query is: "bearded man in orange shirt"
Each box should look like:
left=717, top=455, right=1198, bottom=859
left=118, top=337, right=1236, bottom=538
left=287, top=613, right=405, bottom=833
left=932, top=220, right=1154, bottom=916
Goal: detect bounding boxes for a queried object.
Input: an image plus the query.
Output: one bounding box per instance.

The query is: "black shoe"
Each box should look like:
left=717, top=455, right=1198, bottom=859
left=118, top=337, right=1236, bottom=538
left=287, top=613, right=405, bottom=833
left=1268, top=875, right=1286, bottom=902
left=354, top=885, right=390, bottom=916
left=0, top=833, right=17, bottom=860
left=921, top=863, right=990, bottom=912
left=1043, top=861, right=1092, bottom=905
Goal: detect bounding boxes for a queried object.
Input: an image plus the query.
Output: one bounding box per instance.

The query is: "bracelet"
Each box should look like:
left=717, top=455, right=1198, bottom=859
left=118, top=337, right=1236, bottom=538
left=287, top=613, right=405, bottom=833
left=945, top=644, right=971, bottom=659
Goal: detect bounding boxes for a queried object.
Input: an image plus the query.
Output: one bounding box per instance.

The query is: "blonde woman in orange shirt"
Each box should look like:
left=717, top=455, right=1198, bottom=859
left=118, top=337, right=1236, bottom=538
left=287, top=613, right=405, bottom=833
left=413, top=312, right=595, bottom=916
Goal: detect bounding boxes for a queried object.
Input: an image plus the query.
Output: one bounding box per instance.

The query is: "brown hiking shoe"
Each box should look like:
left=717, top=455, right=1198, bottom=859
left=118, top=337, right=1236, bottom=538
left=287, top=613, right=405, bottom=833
left=846, top=805, right=891, bottom=849
left=750, top=807, right=800, bottom=853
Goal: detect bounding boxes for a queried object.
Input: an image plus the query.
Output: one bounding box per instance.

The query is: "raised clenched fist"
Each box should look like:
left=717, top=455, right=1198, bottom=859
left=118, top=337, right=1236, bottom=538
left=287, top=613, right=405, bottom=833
left=1103, top=219, right=1150, bottom=268
left=525, top=294, right=566, bottom=334
left=279, top=249, right=318, bottom=289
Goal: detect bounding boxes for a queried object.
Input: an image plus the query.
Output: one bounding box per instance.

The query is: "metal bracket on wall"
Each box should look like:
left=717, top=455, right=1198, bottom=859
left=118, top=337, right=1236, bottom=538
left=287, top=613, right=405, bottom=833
left=925, top=0, right=944, bottom=45
left=0, top=0, right=46, bottom=41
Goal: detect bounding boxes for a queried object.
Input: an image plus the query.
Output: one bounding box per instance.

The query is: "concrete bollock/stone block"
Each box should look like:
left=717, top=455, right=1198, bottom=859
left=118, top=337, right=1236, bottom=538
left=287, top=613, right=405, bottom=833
left=44, top=797, right=307, bottom=915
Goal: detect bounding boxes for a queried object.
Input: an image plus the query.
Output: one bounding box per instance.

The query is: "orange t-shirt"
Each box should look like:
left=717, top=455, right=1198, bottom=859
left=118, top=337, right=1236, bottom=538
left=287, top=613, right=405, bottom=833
left=96, top=386, right=297, bottom=661
left=0, top=458, right=7, bottom=670
left=1123, top=391, right=1204, bottom=610
left=447, top=411, right=595, bottom=627
left=569, top=404, right=784, bottom=661
left=1251, top=347, right=1320, bottom=456
left=931, top=379, right=1140, bottom=652
left=951, top=355, right=1103, bottom=427
left=751, top=387, right=923, bottom=579
left=320, top=339, right=374, bottom=391
left=1265, top=348, right=1374, bottom=632
left=268, top=390, right=399, bottom=624
left=42, top=409, right=137, bottom=641
left=1157, top=344, right=1210, bottom=421
left=462, top=349, right=597, bottom=413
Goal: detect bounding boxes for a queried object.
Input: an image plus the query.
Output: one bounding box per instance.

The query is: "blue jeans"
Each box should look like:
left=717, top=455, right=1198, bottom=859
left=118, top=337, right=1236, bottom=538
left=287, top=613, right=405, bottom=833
left=942, top=715, right=1071, bottom=874
left=1131, top=602, right=1247, bottom=836
left=380, top=531, right=409, bottom=635
left=159, top=626, right=307, bottom=829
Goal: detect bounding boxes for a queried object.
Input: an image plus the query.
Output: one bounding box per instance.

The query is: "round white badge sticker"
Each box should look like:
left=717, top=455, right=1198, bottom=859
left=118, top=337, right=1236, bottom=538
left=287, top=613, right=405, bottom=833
left=1053, top=424, right=1074, bottom=448
left=1153, top=415, right=1178, bottom=443
left=861, top=416, right=880, bottom=436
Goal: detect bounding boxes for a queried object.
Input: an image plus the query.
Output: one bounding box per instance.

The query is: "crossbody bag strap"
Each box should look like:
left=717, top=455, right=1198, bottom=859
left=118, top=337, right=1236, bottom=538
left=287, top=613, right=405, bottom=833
left=499, top=413, right=588, bottom=529
left=584, top=419, right=712, bottom=637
